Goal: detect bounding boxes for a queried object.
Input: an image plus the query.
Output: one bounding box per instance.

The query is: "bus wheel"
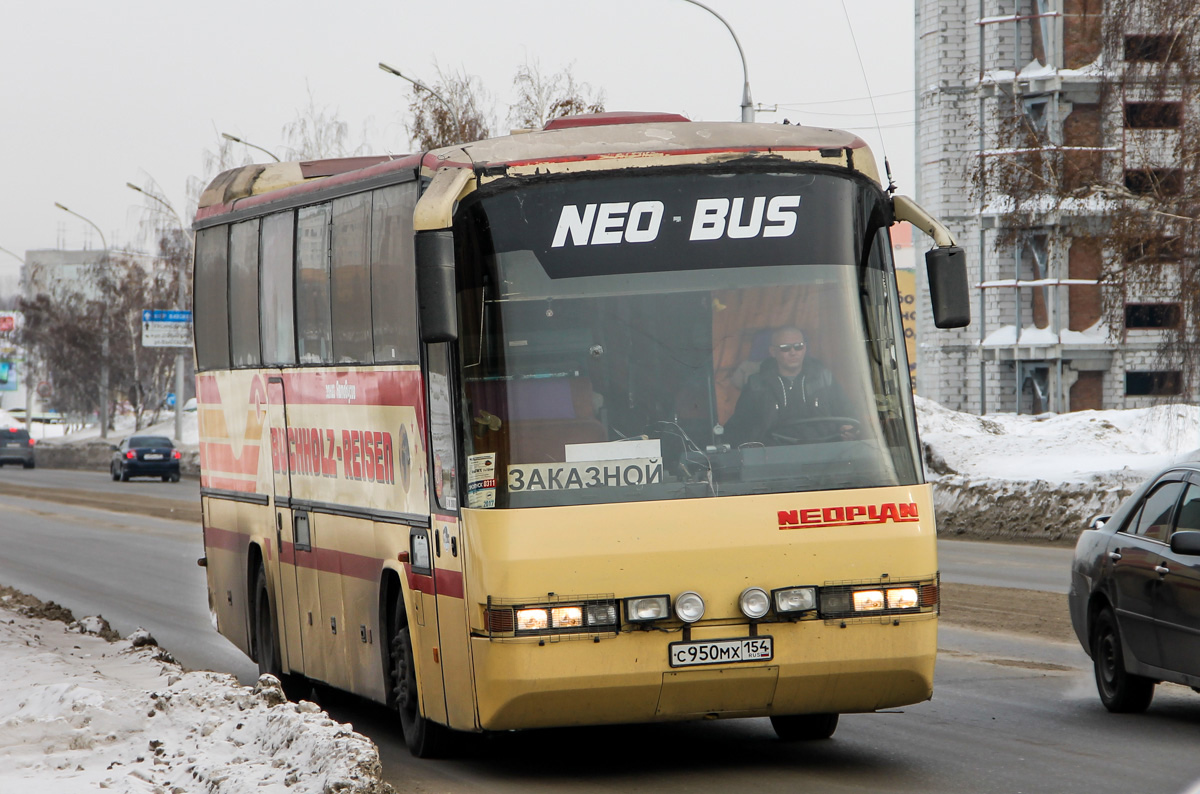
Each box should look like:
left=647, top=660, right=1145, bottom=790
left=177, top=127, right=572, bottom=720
left=390, top=597, right=449, bottom=758
left=252, top=564, right=308, bottom=700
left=770, top=713, right=839, bottom=741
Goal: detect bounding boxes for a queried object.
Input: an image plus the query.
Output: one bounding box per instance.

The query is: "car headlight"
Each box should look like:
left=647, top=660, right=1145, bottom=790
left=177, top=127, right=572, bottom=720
left=674, top=591, right=705, bottom=623
left=738, top=587, right=771, bottom=619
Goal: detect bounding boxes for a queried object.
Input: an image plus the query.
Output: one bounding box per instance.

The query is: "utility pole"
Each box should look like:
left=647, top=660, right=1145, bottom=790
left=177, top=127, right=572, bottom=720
left=128, top=182, right=192, bottom=442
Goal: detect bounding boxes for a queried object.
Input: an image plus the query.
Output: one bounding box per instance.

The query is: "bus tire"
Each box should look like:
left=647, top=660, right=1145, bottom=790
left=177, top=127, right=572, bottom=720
left=770, top=713, right=839, bottom=741
left=390, top=595, right=450, bottom=758
left=252, top=563, right=308, bottom=700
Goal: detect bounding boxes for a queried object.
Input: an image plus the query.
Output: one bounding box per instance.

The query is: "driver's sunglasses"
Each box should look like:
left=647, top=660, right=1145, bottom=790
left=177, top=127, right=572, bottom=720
left=775, top=342, right=806, bottom=352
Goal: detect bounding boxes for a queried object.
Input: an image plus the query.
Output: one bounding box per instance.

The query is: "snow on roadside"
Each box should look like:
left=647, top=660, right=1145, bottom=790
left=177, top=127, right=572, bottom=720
left=917, top=396, right=1200, bottom=542
left=916, top=396, right=1200, bottom=484
left=0, top=600, right=391, bottom=794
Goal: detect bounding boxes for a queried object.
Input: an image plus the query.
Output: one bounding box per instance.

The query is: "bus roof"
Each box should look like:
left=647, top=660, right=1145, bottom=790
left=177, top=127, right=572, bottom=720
left=196, top=118, right=877, bottom=222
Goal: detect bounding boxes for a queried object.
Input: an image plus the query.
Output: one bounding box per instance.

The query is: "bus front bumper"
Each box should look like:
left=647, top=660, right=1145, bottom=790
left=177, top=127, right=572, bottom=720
left=471, top=615, right=936, bottom=731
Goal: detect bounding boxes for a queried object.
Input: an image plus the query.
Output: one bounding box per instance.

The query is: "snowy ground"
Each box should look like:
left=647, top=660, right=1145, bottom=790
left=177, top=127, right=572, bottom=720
left=3, top=397, right=1198, bottom=790
left=0, top=597, right=391, bottom=793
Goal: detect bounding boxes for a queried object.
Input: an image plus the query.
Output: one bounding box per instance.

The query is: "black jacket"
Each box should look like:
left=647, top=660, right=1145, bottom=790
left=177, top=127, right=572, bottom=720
left=723, top=357, right=852, bottom=446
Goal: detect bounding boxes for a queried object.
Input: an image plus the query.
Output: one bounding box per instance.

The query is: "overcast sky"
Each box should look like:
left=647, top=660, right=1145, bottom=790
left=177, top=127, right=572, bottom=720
left=0, top=0, right=915, bottom=287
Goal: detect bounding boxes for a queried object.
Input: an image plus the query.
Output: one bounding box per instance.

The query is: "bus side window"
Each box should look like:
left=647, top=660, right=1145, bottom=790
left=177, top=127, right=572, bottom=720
left=194, top=225, right=230, bottom=371
left=296, top=203, right=333, bottom=365
left=331, top=193, right=373, bottom=364
left=260, top=212, right=297, bottom=366
left=229, top=219, right=261, bottom=367
left=371, top=183, right=420, bottom=363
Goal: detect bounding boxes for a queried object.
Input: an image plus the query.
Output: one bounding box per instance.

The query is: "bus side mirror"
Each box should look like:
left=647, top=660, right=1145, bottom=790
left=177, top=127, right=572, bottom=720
left=926, top=246, right=971, bottom=329
left=415, top=230, right=458, bottom=343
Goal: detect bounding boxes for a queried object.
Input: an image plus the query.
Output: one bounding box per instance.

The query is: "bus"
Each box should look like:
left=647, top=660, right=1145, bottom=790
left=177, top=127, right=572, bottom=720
left=193, top=111, right=969, bottom=757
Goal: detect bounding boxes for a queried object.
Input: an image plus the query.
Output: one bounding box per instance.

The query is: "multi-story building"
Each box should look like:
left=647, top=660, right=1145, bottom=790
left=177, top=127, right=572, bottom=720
left=915, top=0, right=1198, bottom=413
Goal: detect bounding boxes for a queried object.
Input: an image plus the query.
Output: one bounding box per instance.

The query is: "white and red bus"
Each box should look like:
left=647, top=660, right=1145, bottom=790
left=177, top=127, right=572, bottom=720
left=193, top=111, right=969, bottom=757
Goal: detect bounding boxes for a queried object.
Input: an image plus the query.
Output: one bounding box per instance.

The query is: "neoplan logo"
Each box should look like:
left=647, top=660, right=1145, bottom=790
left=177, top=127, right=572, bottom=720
left=551, top=195, right=802, bottom=248
left=778, top=502, right=920, bottom=530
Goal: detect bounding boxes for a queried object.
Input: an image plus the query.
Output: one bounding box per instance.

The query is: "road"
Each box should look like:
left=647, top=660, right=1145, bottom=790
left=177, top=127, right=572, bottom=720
left=1, top=467, right=1198, bottom=793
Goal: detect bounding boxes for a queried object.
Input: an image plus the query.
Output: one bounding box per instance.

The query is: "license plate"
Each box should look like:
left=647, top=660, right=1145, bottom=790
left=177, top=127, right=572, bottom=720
left=143, top=453, right=164, bottom=460
left=668, top=636, right=773, bottom=668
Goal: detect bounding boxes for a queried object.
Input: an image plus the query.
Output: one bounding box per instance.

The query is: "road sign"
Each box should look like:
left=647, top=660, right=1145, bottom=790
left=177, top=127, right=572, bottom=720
left=142, top=309, right=193, bottom=349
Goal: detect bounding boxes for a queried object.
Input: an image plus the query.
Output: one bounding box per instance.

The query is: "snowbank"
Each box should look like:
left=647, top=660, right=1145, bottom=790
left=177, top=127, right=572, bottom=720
left=918, top=396, right=1200, bottom=542
left=0, top=599, right=391, bottom=794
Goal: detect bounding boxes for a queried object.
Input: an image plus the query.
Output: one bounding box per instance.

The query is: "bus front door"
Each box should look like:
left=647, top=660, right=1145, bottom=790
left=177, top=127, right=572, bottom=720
left=420, top=343, right=478, bottom=730
left=265, top=377, right=307, bottom=677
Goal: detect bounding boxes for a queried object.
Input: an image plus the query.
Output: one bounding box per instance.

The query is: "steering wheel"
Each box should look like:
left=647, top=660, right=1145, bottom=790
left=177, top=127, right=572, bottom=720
left=768, top=417, right=860, bottom=445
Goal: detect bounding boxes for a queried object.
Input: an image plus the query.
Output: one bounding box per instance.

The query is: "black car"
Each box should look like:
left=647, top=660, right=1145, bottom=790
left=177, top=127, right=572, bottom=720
left=111, top=435, right=181, bottom=482
left=0, top=426, right=36, bottom=468
left=1069, top=463, right=1200, bottom=712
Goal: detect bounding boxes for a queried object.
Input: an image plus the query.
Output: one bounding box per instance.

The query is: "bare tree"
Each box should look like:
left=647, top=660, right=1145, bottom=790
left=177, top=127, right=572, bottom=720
left=406, top=66, right=494, bottom=150
left=509, top=60, right=606, bottom=130
left=17, top=245, right=180, bottom=430
left=282, top=82, right=370, bottom=161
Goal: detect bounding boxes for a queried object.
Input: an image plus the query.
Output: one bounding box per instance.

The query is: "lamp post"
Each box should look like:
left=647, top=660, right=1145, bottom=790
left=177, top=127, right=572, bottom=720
left=127, top=182, right=191, bottom=443
left=677, top=0, right=754, bottom=122
left=378, top=62, right=464, bottom=142
left=220, top=132, right=281, bottom=163
left=53, top=202, right=112, bottom=439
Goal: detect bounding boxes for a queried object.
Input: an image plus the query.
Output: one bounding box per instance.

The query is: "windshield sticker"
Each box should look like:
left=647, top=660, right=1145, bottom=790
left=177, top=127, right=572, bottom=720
left=467, top=453, right=497, bottom=508
left=564, top=438, right=661, bottom=462
left=508, top=458, right=663, bottom=492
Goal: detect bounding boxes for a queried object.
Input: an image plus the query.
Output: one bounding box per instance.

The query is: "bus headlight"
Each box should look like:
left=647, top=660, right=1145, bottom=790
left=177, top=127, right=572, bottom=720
left=772, top=586, right=816, bottom=614
left=818, top=580, right=935, bottom=618
left=586, top=604, right=618, bottom=627
left=852, top=590, right=886, bottom=611
left=738, top=587, right=771, bottom=619
left=516, top=608, right=549, bottom=631
left=886, top=588, right=920, bottom=610
left=551, top=606, right=583, bottom=628
left=625, top=595, right=670, bottom=623
left=674, top=591, right=705, bottom=623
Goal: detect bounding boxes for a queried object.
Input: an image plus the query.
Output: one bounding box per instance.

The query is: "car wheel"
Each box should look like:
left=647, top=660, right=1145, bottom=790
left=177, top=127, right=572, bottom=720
left=22, top=459, right=34, bottom=469
left=120, top=466, right=130, bottom=482
left=390, top=594, right=450, bottom=758
left=1092, top=606, right=1155, bottom=713
left=770, top=713, right=839, bottom=741
left=252, top=563, right=308, bottom=700
left=111, top=464, right=120, bottom=481
left=170, top=472, right=181, bottom=483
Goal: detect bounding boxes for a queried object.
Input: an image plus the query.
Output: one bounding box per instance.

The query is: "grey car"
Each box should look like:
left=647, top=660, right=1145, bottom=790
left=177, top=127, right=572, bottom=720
left=0, top=426, right=35, bottom=468
left=1069, top=463, right=1200, bottom=712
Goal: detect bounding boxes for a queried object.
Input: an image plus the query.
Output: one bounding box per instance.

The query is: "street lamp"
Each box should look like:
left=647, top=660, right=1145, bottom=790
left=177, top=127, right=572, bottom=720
left=53, top=202, right=112, bottom=439
left=677, top=0, right=755, bottom=122
left=127, top=182, right=191, bottom=443
left=378, top=61, right=464, bottom=142
left=220, top=132, right=281, bottom=163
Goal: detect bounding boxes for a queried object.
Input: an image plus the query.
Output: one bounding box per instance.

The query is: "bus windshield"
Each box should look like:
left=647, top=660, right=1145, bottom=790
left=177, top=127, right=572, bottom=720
left=453, top=165, right=920, bottom=508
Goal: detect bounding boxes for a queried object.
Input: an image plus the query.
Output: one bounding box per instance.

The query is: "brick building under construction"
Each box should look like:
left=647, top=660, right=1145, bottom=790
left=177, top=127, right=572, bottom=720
left=914, top=0, right=1199, bottom=414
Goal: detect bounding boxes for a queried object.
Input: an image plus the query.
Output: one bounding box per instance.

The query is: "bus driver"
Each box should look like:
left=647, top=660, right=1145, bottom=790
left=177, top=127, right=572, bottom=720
left=723, top=326, right=857, bottom=446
